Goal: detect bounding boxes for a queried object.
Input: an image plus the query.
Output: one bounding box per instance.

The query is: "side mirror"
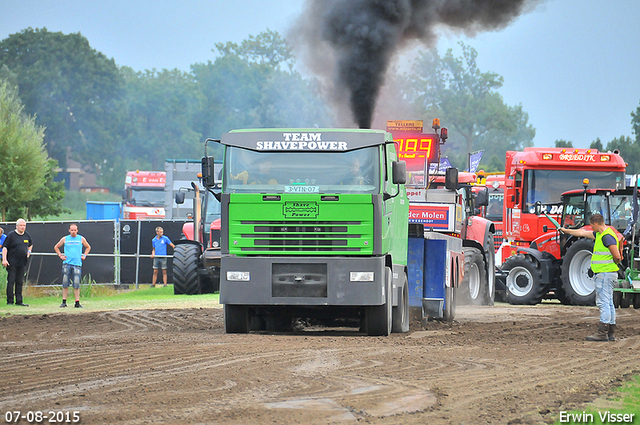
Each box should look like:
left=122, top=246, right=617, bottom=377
left=534, top=201, right=543, bottom=215
left=392, top=161, right=407, bottom=185
left=543, top=225, right=548, bottom=233
left=475, top=187, right=488, bottom=207
left=201, top=156, right=216, bottom=187
left=445, top=168, right=458, bottom=191
left=175, top=192, right=185, bottom=205
left=121, top=189, right=126, bottom=200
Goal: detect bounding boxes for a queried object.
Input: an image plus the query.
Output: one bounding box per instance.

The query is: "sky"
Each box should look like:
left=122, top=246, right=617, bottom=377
left=2, top=0, right=640, bottom=151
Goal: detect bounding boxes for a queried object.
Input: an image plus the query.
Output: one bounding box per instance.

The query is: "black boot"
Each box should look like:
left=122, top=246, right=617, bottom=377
left=608, top=324, right=617, bottom=341
left=585, top=322, right=609, bottom=341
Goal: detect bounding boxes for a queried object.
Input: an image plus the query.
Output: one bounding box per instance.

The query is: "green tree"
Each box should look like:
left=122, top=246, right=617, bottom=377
left=0, top=28, right=124, bottom=174
left=192, top=29, right=332, bottom=157
left=604, top=101, right=640, bottom=174
left=590, top=138, right=604, bottom=151
left=555, top=140, right=573, bottom=148
left=401, top=43, right=534, bottom=170
left=17, top=159, right=68, bottom=220
left=0, top=80, right=48, bottom=221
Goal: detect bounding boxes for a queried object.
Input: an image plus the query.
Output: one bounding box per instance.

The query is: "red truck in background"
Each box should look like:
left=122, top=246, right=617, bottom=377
left=122, top=171, right=166, bottom=219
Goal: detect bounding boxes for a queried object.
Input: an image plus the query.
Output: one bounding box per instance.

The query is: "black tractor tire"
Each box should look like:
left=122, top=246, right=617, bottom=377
left=391, top=270, right=410, bottom=333
left=613, top=280, right=622, bottom=308
left=502, top=254, right=547, bottom=305
left=560, top=239, right=596, bottom=306
left=365, top=267, right=392, bottom=336
left=224, top=304, right=250, bottom=333
left=621, top=279, right=632, bottom=308
left=634, top=293, right=640, bottom=309
left=173, top=244, right=201, bottom=295
left=483, top=231, right=496, bottom=306
left=460, top=248, right=487, bottom=305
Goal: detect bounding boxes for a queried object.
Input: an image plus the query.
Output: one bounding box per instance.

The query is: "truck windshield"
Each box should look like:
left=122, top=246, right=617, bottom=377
left=486, top=191, right=504, bottom=221
left=224, top=147, right=380, bottom=194
left=524, top=170, right=624, bottom=212
left=129, top=188, right=164, bottom=206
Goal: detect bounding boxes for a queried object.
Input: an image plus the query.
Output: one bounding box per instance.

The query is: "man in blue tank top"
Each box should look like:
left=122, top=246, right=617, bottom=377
left=54, top=224, right=91, bottom=308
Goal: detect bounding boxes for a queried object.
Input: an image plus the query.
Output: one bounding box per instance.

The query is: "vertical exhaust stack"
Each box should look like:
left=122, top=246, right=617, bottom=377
left=292, top=0, right=541, bottom=128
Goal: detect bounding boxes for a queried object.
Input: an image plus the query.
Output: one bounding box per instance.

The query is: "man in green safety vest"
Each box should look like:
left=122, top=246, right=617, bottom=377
left=560, top=213, right=622, bottom=341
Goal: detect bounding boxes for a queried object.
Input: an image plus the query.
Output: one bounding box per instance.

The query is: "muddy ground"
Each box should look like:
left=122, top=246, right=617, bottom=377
left=1, top=303, right=639, bottom=424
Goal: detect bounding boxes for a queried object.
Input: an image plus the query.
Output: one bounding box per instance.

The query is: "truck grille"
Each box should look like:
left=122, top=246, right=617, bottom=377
left=238, top=220, right=364, bottom=253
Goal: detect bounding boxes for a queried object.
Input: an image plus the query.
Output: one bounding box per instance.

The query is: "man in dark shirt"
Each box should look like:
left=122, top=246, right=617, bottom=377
left=2, top=219, right=33, bottom=306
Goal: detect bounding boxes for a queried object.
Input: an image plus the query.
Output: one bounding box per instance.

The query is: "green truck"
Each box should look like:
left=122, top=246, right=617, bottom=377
left=203, top=129, right=410, bottom=335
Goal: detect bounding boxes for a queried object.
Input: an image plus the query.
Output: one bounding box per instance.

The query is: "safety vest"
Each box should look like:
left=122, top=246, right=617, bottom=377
left=591, top=226, right=619, bottom=273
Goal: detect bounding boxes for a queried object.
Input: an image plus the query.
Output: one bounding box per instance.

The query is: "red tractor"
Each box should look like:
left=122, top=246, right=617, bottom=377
left=499, top=181, right=627, bottom=305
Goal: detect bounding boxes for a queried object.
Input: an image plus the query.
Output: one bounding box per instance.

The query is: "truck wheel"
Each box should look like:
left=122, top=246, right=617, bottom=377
left=560, top=239, right=596, bottom=306
left=461, top=248, right=486, bottom=305
left=392, top=271, right=409, bottom=333
left=502, top=255, right=546, bottom=305
left=621, top=280, right=632, bottom=308
left=483, top=232, right=496, bottom=306
left=365, top=267, right=392, bottom=336
left=613, top=280, right=622, bottom=308
left=224, top=304, right=250, bottom=333
left=173, top=244, right=200, bottom=295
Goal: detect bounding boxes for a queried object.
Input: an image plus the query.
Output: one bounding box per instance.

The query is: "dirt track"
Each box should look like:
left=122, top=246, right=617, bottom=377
left=1, top=303, right=639, bottom=424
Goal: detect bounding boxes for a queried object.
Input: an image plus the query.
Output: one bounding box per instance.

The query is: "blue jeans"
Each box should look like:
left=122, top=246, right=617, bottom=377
left=62, top=264, right=82, bottom=289
left=594, top=272, right=617, bottom=324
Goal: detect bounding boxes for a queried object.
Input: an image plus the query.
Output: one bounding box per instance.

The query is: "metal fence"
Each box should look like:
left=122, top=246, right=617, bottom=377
left=0, top=219, right=187, bottom=287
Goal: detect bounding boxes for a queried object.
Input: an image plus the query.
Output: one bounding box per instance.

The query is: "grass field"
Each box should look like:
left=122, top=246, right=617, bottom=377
left=0, top=283, right=220, bottom=316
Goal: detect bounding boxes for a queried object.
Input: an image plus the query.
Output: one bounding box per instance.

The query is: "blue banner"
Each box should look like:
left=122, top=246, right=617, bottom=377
left=468, top=150, right=484, bottom=173
left=428, top=157, right=452, bottom=173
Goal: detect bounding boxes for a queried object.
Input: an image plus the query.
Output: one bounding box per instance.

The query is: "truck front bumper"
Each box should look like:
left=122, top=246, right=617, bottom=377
left=220, top=256, right=387, bottom=306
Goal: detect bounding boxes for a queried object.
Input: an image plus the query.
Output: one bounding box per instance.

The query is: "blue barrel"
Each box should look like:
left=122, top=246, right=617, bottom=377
left=86, top=201, right=121, bottom=221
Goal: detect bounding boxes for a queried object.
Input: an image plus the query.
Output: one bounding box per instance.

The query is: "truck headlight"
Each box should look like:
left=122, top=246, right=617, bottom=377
left=227, top=271, right=250, bottom=281
left=350, top=272, right=374, bottom=282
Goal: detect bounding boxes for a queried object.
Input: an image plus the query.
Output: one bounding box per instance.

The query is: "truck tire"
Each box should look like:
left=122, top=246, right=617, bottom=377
left=173, top=244, right=200, bottom=295
left=634, top=293, right=640, bottom=309
left=392, top=270, right=410, bottom=333
left=621, top=280, right=632, bottom=308
left=502, top=255, right=546, bottom=305
left=224, top=304, right=250, bottom=333
left=461, top=248, right=486, bottom=305
left=483, top=232, right=496, bottom=306
left=365, top=267, right=392, bottom=336
left=613, top=280, right=622, bottom=308
left=560, top=239, right=596, bottom=306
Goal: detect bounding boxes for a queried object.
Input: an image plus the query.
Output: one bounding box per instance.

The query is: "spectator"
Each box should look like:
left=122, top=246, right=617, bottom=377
left=0, top=227, right=6, bottom=249
left=54, top=223, right=91, bottom=308
left=151, top=227, right=175, bottom=287
left=2, top=219, right=33, bottom=306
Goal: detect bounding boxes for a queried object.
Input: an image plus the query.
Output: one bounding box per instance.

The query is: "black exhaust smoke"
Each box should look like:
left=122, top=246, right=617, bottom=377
left=293, top=0, right=541, bottom=129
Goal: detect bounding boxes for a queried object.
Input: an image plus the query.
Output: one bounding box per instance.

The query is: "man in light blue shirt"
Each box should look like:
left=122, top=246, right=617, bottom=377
left=151, top=226, right=175, bottom=287
left=54, top=224, right=91, bottom=308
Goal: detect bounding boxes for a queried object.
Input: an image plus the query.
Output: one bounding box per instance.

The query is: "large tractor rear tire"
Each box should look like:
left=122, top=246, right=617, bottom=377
left=460, top=248, right=486, bottom=305
left=502, top=255, right=547, bottom=305
left=365, top=267, right=392, bottom=336
left=391, top=270, right=410, bottom=333
left=560, top=239, right=596, bottom=306
left=173, top=244, right=200, bottom=295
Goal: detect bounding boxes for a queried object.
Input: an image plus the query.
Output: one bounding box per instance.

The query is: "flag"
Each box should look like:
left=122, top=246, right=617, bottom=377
left=468, top=150, right=484, bottom=173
